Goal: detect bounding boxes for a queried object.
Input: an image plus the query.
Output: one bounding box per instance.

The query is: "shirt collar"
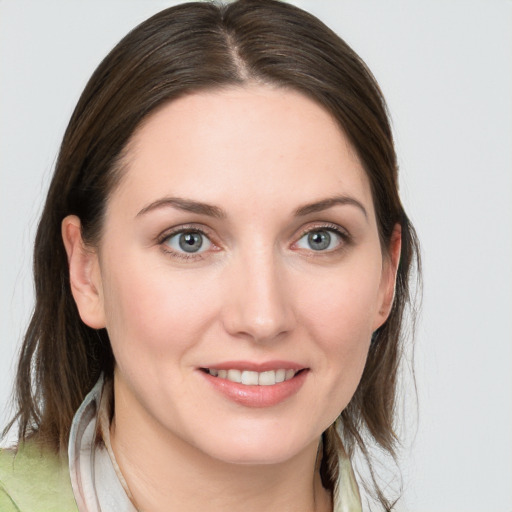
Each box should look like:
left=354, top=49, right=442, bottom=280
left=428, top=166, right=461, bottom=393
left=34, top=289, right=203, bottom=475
left=68, top=375, right=138, bottom=512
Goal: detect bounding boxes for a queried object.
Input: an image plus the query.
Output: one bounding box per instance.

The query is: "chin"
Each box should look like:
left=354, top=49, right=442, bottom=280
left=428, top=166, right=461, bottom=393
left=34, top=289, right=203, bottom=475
left=211, top=448, right=302, bottom=466
left=192, top=427, right=317, bottom=467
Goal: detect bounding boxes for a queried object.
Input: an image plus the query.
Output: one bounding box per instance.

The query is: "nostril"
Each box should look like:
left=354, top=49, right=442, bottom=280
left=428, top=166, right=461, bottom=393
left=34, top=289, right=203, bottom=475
left=220, top=262, right=296, bottom=343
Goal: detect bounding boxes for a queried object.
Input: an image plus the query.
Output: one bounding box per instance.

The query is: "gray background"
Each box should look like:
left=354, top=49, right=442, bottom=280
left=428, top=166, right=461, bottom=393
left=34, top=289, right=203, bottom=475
left=1, top=1, right=511, bottom=510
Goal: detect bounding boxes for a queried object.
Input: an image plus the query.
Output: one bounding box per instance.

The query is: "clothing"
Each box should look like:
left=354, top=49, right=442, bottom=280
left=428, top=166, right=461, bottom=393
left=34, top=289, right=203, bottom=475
left=0, top=441, right=77, bottom=512
left=0, top=376, right=362, bottom=511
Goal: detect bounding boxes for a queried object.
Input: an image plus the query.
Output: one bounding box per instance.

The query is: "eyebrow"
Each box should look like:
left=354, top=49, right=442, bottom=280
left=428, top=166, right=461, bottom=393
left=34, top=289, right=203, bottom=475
left=136, top=194, right=368, bottom=221
left=136, top=197, right=226, bottom=219
left=295, top=196, right=368, bottom=219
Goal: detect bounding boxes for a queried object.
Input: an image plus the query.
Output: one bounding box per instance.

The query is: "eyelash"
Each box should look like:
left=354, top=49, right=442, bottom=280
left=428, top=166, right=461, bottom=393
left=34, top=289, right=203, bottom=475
left=294, top=223, right=351, bottom=255
left=157, top=224, right=215, bottom=261
left=156, top=222, right=351, bottom=261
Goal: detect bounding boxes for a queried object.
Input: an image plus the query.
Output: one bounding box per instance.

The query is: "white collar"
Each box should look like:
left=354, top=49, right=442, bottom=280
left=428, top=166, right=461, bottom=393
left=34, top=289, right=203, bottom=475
left=68, top=375, right=138, bottom=512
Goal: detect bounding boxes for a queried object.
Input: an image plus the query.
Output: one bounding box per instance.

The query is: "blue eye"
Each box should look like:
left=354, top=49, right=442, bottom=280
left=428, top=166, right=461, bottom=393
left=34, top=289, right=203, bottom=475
left=165, top=231, right=211, bottom=254
left=296, top=229, right=342, bottom=251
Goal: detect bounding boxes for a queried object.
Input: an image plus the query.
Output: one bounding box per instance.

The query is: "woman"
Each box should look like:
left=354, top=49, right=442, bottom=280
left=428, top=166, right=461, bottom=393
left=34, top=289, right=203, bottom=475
left=0, top=1, right=419, bottom=511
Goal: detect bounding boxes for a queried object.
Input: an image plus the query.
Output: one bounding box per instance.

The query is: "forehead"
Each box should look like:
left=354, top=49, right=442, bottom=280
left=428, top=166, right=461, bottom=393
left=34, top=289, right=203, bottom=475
left=111, top=85, right=374, bottom=219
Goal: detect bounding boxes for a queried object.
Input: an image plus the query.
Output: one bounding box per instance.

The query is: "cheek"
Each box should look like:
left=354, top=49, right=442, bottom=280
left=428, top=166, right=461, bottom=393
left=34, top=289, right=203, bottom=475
left=300, top=260, right=383, bottom=346
left=99, top=255, right=215, bottom=363
left=297, top=260, right=382, bottom=406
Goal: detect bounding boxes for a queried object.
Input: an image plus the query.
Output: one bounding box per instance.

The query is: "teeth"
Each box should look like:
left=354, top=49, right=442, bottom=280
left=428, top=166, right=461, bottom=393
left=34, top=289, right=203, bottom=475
left=258, top=370, right=275, bottom=386
left=241, top=370, right=259, bottom=385
left=207, top=368, right=299, bottom=385
left=227, top=369, right=241, bottom=383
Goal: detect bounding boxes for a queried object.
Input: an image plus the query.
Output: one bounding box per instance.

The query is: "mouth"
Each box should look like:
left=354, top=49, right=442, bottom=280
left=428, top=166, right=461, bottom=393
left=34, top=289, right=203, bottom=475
left=199, top=364, right=309, bottom=407
left=200, top=368, right=303, bottom=386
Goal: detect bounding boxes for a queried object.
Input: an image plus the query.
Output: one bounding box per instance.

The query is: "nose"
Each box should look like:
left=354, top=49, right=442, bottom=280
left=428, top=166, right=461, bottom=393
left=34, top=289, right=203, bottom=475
left=222, top=249, right=296, bottom=343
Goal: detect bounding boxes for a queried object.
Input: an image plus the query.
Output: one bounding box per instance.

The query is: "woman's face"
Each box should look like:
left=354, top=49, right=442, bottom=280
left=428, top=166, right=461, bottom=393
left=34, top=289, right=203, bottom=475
left=69, top=85, right=398, bottom=465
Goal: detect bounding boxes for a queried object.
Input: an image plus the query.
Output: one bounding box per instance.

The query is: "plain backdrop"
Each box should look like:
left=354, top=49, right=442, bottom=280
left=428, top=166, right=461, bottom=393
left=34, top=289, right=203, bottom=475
left=1, top=1, right=511, bottom=511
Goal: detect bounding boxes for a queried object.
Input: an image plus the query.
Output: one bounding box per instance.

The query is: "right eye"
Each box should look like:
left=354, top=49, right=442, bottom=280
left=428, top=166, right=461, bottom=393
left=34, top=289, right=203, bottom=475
left=164, top=230, right=212, bottom=255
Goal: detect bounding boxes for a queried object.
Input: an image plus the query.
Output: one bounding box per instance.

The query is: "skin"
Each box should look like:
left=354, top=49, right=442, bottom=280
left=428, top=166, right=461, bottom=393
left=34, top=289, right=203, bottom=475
left=62, top=85, right=400, bottom=512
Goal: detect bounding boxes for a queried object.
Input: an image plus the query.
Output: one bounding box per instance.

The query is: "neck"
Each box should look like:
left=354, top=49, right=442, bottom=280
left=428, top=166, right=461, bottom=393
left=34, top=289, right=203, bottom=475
left=109, top=382, right=332, bottom=512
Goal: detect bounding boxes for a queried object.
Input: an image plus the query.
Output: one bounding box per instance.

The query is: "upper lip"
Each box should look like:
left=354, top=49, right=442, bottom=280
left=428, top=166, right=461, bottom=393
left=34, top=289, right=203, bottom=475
left=199, top=360, right=306, bottom=372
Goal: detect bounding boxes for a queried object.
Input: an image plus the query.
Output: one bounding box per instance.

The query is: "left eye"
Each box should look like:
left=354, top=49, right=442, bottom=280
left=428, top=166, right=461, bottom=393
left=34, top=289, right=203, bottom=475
left=164, top=231, right=212, bottom=254
left=295, top=229, right=342, bottom=252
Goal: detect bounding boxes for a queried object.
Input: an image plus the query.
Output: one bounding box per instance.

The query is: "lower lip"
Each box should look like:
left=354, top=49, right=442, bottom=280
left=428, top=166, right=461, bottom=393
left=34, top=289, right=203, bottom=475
left=200, top=370, right=308, bottom=408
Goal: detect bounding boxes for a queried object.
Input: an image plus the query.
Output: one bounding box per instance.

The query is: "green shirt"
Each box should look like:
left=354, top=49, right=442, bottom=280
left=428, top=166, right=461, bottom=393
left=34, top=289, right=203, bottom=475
left=0, top=441, right=78, bottom=512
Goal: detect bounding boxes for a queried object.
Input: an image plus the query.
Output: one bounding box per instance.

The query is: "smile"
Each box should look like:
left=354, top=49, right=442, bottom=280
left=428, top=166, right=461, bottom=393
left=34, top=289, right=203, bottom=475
left=199, top=364, right=308, bottom=407
left=204, top=368, right=299, bottom=386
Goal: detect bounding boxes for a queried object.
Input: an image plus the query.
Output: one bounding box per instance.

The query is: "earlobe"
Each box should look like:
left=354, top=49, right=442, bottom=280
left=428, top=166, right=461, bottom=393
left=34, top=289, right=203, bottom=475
left=373, top=224, right=402, bottom=330
left=61, top=215, right=106, bottom=329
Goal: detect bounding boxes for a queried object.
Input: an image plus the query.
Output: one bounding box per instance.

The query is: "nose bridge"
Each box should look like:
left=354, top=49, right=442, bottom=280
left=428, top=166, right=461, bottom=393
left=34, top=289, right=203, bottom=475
left=223, top=241, right=295, bottom=342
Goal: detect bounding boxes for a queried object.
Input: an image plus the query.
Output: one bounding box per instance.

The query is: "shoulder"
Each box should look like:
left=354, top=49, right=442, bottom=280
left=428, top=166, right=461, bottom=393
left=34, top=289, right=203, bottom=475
left=0, top=440, right=78, bottom=512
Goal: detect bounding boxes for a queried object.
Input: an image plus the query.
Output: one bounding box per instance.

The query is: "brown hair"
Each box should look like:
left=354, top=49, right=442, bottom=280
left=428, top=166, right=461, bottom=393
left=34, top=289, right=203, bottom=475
left=4, top=0, right=420, bottom=509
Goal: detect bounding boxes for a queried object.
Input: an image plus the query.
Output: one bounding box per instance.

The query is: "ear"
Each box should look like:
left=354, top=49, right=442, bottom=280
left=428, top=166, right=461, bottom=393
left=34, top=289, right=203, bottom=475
left=61, top=215, right=106, bottom=329
left=373, top=223, right=402, bottom=330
